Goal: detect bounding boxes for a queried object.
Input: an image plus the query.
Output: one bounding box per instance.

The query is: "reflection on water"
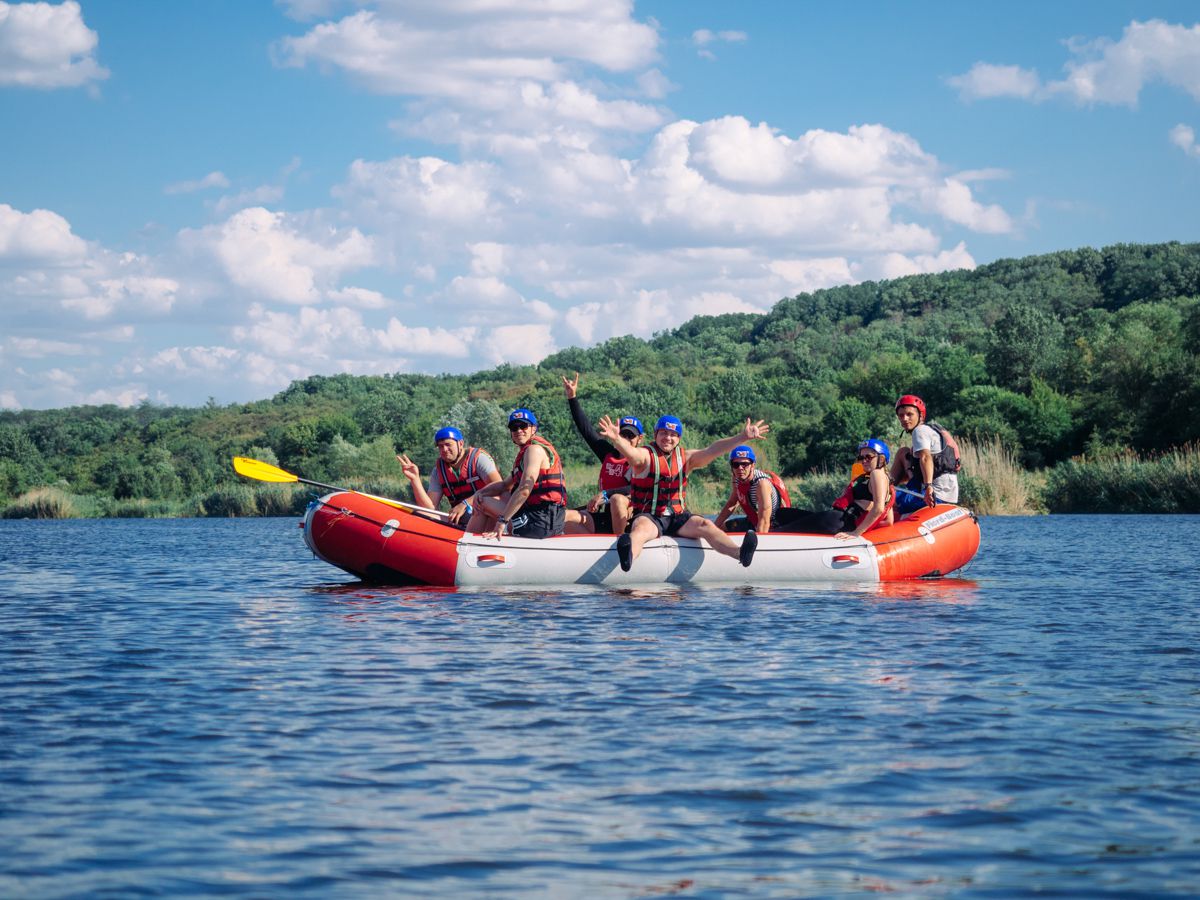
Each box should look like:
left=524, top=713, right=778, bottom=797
left=1, top=515, right=1198, bottom=897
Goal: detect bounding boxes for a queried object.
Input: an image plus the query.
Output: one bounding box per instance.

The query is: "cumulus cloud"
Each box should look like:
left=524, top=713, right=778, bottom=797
left=949, top=19, right=1200, bottom=106
left=185, top=207, right=375, bottom=305
left=0, top=203, right=88, bottom=261
left=1170, top=123, right=1200, bottom=158
left=0, top=0, right=108, bottom=88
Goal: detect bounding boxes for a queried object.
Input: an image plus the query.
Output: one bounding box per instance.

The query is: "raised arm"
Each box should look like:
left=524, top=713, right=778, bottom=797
left=597, top=415, right=652, bottom=472
left=397, top=453, right=439, bottom=509
left=686, top=419, right=770, bottom=471
left=563, top=372, right=614, bottom=462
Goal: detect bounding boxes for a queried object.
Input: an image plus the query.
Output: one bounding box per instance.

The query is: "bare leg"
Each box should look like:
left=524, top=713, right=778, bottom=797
left=564, top=508, right=596, bottom=534
left=609, top=494, right=632, bottom=535
left=468, top=494, right=507, bottom=533
left=677, top=516, right=741, bottom=559
left=626, top=516, right=658, bottom=562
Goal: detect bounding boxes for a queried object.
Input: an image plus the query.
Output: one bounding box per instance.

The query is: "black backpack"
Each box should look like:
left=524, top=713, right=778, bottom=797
left=927, top=422, right=961, bottom=477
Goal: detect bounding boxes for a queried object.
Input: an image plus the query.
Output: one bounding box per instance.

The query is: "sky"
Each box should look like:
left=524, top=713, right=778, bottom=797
left=1, top=1, right=1198, bottom=410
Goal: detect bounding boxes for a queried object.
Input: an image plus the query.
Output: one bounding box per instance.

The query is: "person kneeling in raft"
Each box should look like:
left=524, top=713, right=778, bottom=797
left=597, top=414, right=769, bottom=572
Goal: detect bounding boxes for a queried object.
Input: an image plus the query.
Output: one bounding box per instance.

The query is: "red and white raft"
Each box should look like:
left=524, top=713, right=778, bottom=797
left=302, top=492, right=981, bottom=587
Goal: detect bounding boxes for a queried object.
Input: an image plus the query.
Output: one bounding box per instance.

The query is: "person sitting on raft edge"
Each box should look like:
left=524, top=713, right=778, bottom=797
left=561, top=371, right=643, bottom=535
left=713, top=445, right=799, bottom=535
left=773, top=439, right=895, bottom=537
left=890, top=394, right=961, bottom=516
left=597, top=414, right=768, bottom=572
left=472, top=408, right=568, bottom=540
left=396, top=426, right=503, bottom=531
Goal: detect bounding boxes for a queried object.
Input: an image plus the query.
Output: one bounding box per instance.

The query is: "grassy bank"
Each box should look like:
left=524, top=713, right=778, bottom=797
left=1042, top=444, right=1200, bottom=513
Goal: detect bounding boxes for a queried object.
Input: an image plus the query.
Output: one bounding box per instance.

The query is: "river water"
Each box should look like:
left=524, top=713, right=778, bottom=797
left=1, top=515, right=1197, bottom=897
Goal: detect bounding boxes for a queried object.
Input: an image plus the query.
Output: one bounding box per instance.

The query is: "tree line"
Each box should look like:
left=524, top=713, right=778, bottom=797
left=2, top=241, right=1198, bottom=511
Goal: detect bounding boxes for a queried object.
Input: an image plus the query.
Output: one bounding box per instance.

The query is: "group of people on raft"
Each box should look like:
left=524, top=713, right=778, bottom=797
left=396, top=376, right=960, bottom=572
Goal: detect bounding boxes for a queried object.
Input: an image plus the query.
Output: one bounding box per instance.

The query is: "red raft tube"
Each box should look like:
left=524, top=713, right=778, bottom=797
left=303, top=493, right=980, bottom=587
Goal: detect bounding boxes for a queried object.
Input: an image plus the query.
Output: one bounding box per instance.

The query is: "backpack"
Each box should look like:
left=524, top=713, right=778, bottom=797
left=927, top=422, right=961, bottom=477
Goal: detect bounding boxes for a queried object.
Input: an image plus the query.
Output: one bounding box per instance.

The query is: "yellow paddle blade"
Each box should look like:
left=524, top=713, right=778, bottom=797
left=231, top=456, right=299, bottom=484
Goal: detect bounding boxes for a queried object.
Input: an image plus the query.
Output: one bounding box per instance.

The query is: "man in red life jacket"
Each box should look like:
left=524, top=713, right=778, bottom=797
left=396, top=426, right=503, bottom=529
left=713, top=445, right=797, bottom=535
left=598, top=414, right=768, bottom=572
left=562, top=372, right=643, bottom=535
left=473, top=408, right=568, bottom=540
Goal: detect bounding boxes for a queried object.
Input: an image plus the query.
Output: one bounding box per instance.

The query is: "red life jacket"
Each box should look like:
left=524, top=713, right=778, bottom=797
left=435, top=447, right=489, bottom=506
left=733, top=469, right=791, bottom=528
left=832, top=473, right=895, bottom=531
left=510, top=435, right=567, bottom=508
left=598, top=452, right=631, bottom=493
left=630, top=443, right=687, bottom=515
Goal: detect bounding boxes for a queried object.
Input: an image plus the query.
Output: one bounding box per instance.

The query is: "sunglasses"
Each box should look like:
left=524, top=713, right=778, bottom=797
left=730, top=460, right=752, bottom=468
left=857, top=453, right=876, bottom=461
left=508, top=422, right=532, bottom=431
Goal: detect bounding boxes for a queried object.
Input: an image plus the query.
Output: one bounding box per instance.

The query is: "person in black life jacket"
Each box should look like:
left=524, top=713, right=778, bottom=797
left=771, top=439, right=895, bottom=536
left=890, top=394, right=960, bottom=516
left=597, top=414, right=768, bottom=572
left=473, top=408, right=568, bottom=540
left=561, top=372, right=643, bottom=535
left=713, top=445, right=799, bottom=535
left=396, top=426, right=503, bottom=529
left=833, top=439, right=895, bottom=539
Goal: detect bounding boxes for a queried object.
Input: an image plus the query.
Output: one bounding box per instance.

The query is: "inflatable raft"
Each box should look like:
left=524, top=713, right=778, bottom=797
left=302, top=491, right=980, bottom=587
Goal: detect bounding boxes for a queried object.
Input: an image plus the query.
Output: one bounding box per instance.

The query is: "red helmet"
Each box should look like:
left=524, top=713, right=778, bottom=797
left=894, top=394, right=926, bottom=421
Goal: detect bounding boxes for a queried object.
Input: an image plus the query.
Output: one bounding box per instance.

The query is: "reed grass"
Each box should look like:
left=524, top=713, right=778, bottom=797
left=956, top=437, right=1041, bottom=515
left=1, top=486, right=80, bottom=519
left=1042, top=443, right=1200, bottom=513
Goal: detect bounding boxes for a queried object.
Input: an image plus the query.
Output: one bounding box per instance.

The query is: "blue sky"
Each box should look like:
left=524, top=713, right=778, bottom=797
left=1, top=0, right=1198, bottom=409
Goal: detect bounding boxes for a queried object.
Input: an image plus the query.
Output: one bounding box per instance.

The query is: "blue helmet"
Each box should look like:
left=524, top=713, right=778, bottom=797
left=508, top=408, right=538, bottom=427
left=434, top=426, right=464, bottom=444
left=729, top=445, right=756, bottom=463
left=858, top=438, right=890, bottom=465
left=618, top=415, right=644, bottom=436
left=654, top=415, right=683, bottom=437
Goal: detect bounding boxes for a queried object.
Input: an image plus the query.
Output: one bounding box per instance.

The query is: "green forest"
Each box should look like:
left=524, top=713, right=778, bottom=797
left=3, top=241, right=1199, bottom=517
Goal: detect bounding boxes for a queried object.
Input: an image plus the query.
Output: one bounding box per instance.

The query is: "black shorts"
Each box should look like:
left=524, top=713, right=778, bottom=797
left=632, top=508, right=698, bottom=538
left=511, top=502, right=566, bottom=539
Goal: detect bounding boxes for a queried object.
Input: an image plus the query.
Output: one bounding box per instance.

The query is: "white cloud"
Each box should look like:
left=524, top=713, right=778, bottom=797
left=275, top=3, right=664, bottom=141
left=948, top=63, right=1041, bottom=101
left=0, top=203, right=87, bottom=261
left=7, top=336, right=87, bottom=357
left=950, top=19, right=1200, bottom=106
left=1170, top=123, right=1200, bottom=158
left=164, top=171, right=230, bottom=195
left=187, top=207, right=375, bottom=304
left=0, top=0, right=108, bottom=88
left=692, top=28, right=747, bottom=60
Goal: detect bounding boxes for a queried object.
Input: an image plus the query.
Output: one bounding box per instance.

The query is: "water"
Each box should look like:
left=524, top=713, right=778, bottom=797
left=1, top=516, right=1198, bottom=897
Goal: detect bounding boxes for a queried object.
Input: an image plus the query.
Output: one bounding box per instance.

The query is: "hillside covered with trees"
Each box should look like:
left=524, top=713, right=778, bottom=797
left=2, top=241, right=1198, bottom=516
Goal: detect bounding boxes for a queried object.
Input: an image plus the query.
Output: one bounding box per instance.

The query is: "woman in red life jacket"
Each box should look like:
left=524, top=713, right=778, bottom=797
left=713, top=445, right=796, bottom=535
left=598, top=414, right=768, bottom=573
left=561, top=372, right=643, bottom=535
left=473, top=409, right=568, bottom=540
left=396, top=426, right=503, bottom=529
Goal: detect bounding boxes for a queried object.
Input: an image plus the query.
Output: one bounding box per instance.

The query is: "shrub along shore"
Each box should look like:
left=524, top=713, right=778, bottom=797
left=4, top=442, right=1197, bottom=519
